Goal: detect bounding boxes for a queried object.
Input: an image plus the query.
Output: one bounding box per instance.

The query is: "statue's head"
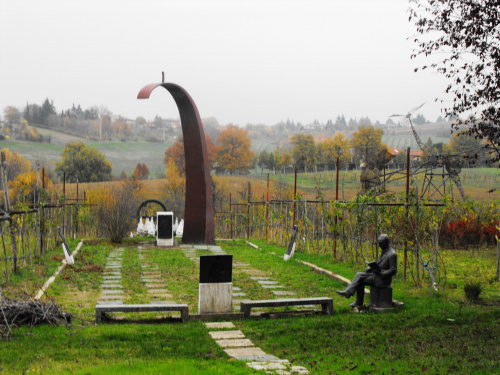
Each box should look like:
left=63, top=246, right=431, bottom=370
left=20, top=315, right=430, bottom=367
left=377, top=234, right=390, bottom=249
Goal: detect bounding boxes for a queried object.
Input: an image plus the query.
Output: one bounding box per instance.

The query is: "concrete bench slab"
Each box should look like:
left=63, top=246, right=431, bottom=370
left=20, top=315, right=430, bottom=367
left=241, top=297, right=334, bottom=317
left=95, top=303, right=188, bottom=323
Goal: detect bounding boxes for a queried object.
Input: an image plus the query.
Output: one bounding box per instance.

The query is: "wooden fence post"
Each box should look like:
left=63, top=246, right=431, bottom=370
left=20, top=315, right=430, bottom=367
left=496, top=240, right=500, bottom=281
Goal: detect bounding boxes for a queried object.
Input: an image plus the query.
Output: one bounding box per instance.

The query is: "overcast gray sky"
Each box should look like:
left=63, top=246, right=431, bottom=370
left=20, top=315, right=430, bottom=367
left=0, top=0, right=450, bottom=126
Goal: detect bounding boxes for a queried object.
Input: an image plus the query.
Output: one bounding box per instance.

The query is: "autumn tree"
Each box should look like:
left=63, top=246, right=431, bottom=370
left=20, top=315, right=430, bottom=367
left=290, top=133, right=317, bottom=170
left=216, top=125, right=254, bottom=174
left=281, top=152, right=292, bottom=169
left=0, top=148, right=31, bottom=182
left=161, top=159, right=185, bottom=219
left=450, top=131, right=484, bottom=164
left=319, top=132, right=352, bottom=169
left=409, top=0, right=500, bottom=162
left=351, top=125, right=387, bottom=167
left=133, top=163, right=150, bottom=180
left=3, top=106, right=21, bottom=125
left=163, top=135, right=218, bottom=175
left=55, top=141, right=112, bottom=182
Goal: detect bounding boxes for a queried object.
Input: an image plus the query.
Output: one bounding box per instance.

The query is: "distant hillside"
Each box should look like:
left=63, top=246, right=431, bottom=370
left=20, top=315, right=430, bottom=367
left=2, top=126, right=171, bottom=180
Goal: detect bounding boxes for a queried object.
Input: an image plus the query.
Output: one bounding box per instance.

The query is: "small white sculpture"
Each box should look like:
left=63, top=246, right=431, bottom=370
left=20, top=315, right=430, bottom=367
left=137, top=217, right=145, bottom=233
left=176, top=219, right=184, bottom=237
left=147, top=217, right=156, bottom=236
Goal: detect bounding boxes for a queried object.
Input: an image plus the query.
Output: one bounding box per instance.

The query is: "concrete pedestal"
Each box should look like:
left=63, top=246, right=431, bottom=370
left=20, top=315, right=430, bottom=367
left=369, top=286, right=393, bottom=308
left=199, top=282, right=233, bottom=314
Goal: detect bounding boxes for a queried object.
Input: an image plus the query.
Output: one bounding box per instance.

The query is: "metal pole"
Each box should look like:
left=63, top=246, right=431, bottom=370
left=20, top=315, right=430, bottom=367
left=293, top=167, right=297, bottom=228
left=334, top=156, right=339, bottom=259
left=266, top=174, right=269, bottom=242
left=247, top=182, right=250, bottom=239
left=496, top=240, right=500, bottom=281
left=230, top=193, right=233, bottom=239
left=404, top=147, right=410, bottom=283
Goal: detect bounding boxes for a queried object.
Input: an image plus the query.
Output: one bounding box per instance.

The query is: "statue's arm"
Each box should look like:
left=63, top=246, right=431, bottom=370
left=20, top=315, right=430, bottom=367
left=380, top=254, right=397, bottom=278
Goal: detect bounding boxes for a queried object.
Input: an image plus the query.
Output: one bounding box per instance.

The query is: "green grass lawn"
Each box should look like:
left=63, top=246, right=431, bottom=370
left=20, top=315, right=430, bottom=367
left=1, top=238, right=499, bottom=374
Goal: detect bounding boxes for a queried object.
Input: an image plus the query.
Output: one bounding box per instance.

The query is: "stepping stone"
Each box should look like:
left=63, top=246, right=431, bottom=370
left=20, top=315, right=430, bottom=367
left=99, top=295, right=124, bottom=300
left=209, top=330, right=245, bottom=340
left=208, top=246, right=222, bottom=251
left=216, top=339, right=254, bottom=348
left=101, top=290, right=124, bottom=295
left=105, top=266, right=122, bottom=269
left=246, top=361, right=288, bottom=371
left=97, top=301, right=124, bottom=305
left=234, top=354, right=281, bottom=361
left=262, top=285, right=284, bottom=289
left=258, top=280, right=279, bottom=285
left=233, top=293, right=246, bottom=297
left=233, top=287, right=242, bottom=291
left=251, top=277, right=271, bottom=280
left=205, top=322, right=235, bottom=329
left=194, top=245, right=208, bottom=250
left=234, top=263, right=249, bottom=267
left=290, top=365, right=310, bottom=374
left=101, top=284, right=123, bottom=289
left=224, top=347, right=267, bottom=357
left=141, top=278, right=162, bottom=282
left=272, top=291, right=297, bottom=296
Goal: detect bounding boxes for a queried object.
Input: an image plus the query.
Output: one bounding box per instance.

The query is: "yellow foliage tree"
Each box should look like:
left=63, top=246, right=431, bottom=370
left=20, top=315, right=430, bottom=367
left=216, top=125, right=254, bottom=174
left=319, top=132, right=352, bottom=169
left=0, top=148, right=31, bottom=182
left=8, top=170, right=53, bottom=205
left=350, top=126, right=387, bottom=167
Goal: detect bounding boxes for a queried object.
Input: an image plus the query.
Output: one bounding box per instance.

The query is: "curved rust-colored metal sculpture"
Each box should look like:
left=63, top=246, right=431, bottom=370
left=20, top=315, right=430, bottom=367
left=138, top=81, right=214, bottom=244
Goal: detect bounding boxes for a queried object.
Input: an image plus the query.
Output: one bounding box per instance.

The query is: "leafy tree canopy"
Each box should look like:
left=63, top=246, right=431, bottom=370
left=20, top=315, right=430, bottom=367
left=290, top=133, right=318, bottom=170
left=350, top=125, right=386, bottom=167
left=216, top=125, right=254, bottom=174
left=0, top=148, right=31, bottom=182
left=55, top=141, right=112, bottom=182
left=409, top=0, right=500, bottom=162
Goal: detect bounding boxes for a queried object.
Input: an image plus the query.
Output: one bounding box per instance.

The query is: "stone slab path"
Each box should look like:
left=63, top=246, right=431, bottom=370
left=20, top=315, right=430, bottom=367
left=205, top=322, right=308, bottom=374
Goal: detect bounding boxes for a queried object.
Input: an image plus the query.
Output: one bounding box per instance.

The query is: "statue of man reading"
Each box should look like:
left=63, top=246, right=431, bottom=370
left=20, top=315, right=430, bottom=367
left=336, top=234, right=397, bottom=308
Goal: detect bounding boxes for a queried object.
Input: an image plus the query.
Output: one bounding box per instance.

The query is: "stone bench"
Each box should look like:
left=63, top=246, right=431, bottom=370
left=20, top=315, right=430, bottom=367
left=240, top=297, right=334, bottom=318
left=95, top=303, right=188, bottom=323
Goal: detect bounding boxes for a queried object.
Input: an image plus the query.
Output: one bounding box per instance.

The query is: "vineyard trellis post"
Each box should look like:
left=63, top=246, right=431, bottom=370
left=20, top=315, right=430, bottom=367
left=334, top=156, right=339, bottom=259
left=230, top=193, right=233, bottom=239
left=293, top=167, right=297, bottom=228
left=1, top=151, right=18, bottom=274
left=404, top=147, right=410, bottom=282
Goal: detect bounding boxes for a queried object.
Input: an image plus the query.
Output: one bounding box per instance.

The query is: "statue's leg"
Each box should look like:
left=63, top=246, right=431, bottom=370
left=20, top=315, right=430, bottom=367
left=349, top=273, right=374, bottom=307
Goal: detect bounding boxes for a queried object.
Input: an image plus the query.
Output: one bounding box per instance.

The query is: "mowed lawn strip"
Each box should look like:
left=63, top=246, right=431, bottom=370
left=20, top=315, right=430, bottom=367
left=0, top=323, right=254, bottom=374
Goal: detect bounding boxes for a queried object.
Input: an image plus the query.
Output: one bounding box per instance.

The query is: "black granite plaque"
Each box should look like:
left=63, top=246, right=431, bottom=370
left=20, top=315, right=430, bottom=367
left=199, top=255, right=233, bottom=283
left=157, top=214, right=173, bottom=239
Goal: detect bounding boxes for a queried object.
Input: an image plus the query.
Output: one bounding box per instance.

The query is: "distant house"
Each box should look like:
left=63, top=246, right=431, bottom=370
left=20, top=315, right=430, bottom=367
left=388, top=147, right=404, bottom=158
left=409, top=150, right=424, bottom=161
left=387, top=147, right=423, bottom=162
